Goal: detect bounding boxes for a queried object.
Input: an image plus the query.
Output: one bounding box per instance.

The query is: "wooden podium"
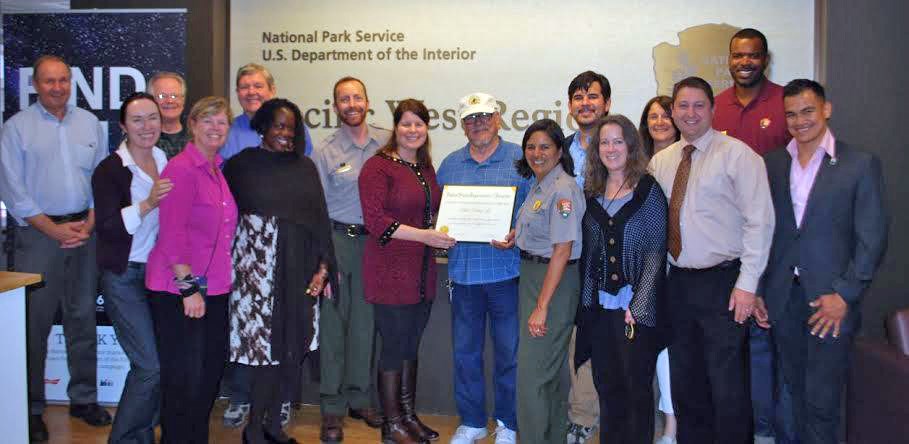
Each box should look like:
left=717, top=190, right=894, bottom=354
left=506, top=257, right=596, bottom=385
left=0, top=272, right=42, bottom=444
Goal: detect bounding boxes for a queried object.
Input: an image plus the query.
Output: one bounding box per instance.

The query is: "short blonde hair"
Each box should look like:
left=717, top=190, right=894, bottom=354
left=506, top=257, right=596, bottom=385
left=187, top=96, right=233, bottom=141
left=235, top=63, right=275, bottom=90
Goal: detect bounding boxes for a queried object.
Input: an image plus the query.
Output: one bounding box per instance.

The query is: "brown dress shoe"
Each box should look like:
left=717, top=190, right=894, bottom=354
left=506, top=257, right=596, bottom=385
left=349, top=407, right=383, bottom=428
left=320, top=414, right=344, bottom=442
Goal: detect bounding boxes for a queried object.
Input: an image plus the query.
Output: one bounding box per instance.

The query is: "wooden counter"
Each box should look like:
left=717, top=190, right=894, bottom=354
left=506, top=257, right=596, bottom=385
left=0, top=271, right=42, bottom=293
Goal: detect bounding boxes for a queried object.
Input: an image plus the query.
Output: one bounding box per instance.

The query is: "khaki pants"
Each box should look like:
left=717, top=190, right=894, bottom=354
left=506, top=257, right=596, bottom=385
left=568, top=327, right=600, bottom=427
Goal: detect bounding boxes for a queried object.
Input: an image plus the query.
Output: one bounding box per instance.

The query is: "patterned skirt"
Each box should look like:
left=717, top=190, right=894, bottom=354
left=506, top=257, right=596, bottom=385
left=229, top=213, right=279, bottom=365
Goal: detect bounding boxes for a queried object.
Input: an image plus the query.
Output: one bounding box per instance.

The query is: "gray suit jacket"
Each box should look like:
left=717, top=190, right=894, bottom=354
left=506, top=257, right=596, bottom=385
left=759, top=141, right=888, bottom=333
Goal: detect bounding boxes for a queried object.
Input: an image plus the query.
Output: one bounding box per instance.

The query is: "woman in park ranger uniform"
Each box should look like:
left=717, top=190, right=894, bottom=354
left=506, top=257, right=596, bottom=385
left=513, top=119, right=585, bottom=444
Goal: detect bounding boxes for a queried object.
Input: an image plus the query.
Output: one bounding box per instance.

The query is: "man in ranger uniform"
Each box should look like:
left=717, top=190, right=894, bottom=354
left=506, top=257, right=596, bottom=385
left=312, top=76, right=390, bottom=442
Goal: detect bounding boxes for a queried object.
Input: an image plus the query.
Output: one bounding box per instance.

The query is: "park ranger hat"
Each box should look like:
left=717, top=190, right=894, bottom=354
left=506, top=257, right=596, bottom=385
left=458, top=92, right=500, bottom=120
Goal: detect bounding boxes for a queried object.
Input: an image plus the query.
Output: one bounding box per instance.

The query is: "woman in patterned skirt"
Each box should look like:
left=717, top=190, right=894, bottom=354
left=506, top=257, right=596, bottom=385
left=223, top=98, right=337, bottom=444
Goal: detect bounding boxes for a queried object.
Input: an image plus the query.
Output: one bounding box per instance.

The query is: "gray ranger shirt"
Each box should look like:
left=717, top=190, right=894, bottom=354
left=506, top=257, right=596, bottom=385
left=515, top=166, right=586, bottom=259
left=312, top=124, right=391, bottom=224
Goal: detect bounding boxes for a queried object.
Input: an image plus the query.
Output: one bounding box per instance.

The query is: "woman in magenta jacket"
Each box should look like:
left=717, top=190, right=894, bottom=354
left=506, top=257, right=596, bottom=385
left=144, top=96, right=237, bottom=444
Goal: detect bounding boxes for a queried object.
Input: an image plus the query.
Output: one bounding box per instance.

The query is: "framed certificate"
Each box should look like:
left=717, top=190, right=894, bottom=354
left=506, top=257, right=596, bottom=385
left=435, top=185, right=517, bottom=243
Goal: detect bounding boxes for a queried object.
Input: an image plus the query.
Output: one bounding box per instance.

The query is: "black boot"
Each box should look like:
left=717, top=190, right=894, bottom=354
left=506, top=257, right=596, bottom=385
left=400, top=360, right=439, bottom=441
left=379, top=369, right=423, bottom=444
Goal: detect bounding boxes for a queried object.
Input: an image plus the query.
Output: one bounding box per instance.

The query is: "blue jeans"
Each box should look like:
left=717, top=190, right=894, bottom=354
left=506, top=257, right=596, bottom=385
left=102, top=264, right=160, bottom=444
left=451, top=278, right=518, bottom=431
left=775, top=376, right=799, bottom=444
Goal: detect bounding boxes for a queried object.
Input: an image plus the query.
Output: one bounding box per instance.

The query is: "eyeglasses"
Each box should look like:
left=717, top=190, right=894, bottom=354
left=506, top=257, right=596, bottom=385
left=462, top=113, right=494, bottom=125
left=154, top=93, right=184, bottom=101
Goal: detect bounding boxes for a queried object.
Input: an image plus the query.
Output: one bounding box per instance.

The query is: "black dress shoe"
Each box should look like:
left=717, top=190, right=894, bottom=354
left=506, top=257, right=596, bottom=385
left=69, top=403, right=112, bottom=426
left=264, top=427, right=299, bottom=444
left=29, top=414, right=49, bottom=442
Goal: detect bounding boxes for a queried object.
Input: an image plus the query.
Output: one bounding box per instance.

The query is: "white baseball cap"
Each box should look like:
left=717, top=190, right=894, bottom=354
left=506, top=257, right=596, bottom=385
left=458, top=92, right=500, bottom=120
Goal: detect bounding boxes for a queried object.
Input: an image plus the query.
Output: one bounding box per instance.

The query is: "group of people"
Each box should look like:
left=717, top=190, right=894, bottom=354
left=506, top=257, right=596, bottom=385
left=0, top=26, right=887, bottom=444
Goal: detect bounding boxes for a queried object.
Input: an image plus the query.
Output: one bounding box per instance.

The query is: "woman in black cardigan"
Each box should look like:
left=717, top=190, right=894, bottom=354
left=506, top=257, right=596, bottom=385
left=91, top=92, right=172, bottom=444
left=575, top=114, right=668, bottom=444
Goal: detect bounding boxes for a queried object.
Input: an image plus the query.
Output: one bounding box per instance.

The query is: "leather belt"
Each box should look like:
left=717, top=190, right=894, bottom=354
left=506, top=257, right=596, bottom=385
left=48, top=209, right=89, bottom=224
left=520, top=250, right=579, bottom=265
left=672, top=258, right=741, bottom=273
left=331, top=220, right=369, bottom=237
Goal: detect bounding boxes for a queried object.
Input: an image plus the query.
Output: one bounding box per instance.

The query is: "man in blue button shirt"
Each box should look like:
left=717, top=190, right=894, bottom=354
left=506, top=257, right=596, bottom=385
left=219, top=63, right=313, bottom=161
left=437, top=93, right=529, bottom=444
left=564, top=70, right=611, bottom=444
left=0, top=55, right=111, bottom=442
left=565, top=71, right=611, bottom=190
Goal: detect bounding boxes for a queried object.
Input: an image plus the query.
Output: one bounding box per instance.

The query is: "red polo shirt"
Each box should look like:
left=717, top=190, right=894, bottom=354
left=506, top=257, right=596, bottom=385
left=713, top=79, right=791, bottom=156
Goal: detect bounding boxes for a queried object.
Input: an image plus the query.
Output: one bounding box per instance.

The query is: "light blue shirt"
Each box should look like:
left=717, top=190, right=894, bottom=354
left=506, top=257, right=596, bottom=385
left=220, top=113, right=313, bottom=161
left=596, top=193, right=634, bottom=310
left=568, top=133, right=586, bottom=189
left=437, top=137, right=530, bottom=285
left=0, top=102, right=107, bottom=225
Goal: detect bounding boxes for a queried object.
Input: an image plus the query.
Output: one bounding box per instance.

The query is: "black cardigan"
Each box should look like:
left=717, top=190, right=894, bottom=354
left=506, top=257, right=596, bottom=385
left=574, top=174, right=669, bottom=368
left=91, top=152, right=137, bottom=274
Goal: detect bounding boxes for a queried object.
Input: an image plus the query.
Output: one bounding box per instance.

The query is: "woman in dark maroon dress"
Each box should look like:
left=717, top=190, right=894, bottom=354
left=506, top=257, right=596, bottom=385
left=358, top=99, right=456, bottom=444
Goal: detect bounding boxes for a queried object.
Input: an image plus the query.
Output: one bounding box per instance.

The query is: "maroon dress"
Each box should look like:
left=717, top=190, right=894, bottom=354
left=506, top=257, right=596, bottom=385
left=358, top=153, right=441, bottom=305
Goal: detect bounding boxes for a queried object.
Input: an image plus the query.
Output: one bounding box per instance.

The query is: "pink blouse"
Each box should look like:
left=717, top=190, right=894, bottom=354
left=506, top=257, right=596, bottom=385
left=145, top=143, right=238, bottom=295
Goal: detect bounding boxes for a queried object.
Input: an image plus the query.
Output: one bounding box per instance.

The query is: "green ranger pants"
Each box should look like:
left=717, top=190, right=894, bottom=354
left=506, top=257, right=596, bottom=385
left=516, top=261, right=580, bottom=444
left=319, top=231, right=376, bottom=415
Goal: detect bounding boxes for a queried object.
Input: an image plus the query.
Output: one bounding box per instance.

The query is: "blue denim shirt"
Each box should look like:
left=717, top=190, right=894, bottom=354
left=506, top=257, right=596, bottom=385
left=220, top=113, right=313, bottom=161
left=437, top=138, right=529, bottom=285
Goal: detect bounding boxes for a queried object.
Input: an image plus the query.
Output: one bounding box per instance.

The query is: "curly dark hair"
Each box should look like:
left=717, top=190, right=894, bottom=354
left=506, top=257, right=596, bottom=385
left=250, top=98, right=307, bottom=155
left=584, top=114, right=650, bottom=198
left=515, top=118, right=573, bottom=179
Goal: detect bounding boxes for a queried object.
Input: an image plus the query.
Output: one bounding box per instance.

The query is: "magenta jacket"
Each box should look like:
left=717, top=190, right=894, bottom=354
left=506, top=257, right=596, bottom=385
left=145, top=143, right=238, bottom=295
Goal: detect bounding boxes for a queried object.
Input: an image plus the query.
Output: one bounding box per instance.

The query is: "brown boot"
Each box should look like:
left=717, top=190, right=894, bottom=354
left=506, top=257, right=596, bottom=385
left=349, top=407, right=383, bottom=428
left=379, top=370, right=423, bottom=444
left=320, top=414, right=344, bottom=442
left=400, top=360, right=439, bottom=441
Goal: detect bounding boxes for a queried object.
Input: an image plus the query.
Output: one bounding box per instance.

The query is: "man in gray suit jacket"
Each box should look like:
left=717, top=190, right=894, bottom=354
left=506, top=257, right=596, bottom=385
left=756, top=79, right=888, bottom=444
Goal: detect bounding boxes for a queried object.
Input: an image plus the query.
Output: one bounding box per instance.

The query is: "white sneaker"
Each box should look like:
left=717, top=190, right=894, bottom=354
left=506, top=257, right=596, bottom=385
left=450, top=425, right=488, bottom=443
left=566, top=422, right=595, bottom=444
left=493, top=424, right=517, bottom=444
left=222, top=401, right=250, bottom=428
left=280, top=401, right=292, bottom=427
left=655, top=436, right=677, bottom=444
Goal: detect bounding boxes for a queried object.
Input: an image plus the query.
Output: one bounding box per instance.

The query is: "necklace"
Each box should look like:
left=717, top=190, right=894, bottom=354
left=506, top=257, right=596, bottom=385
left=603, top=175, right=630, bottom=215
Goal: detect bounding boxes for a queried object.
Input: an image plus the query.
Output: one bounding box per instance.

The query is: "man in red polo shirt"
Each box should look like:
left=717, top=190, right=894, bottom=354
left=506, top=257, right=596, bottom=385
left=712, top=28, right=792, bottom=444
left=713, top=28, right=790, bottom=155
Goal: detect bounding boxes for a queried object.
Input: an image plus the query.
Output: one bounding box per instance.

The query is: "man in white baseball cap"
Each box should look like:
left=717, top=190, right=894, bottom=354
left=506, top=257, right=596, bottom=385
left=436, top=92, right=530, bottom=444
